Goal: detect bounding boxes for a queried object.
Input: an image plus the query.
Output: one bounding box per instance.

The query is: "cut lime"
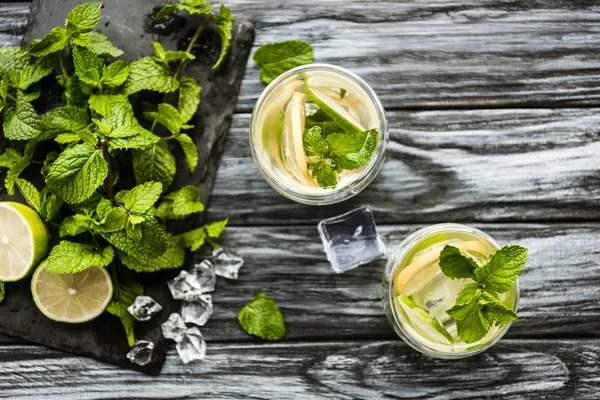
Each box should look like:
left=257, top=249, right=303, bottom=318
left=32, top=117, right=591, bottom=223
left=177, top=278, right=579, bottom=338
left=307, top=87, right=364, bottom=134
left=396, top=295, right=454, bottom=344
left=31, top=260, right=113, bottom=323
left=0, top=201, right=49, bottom=282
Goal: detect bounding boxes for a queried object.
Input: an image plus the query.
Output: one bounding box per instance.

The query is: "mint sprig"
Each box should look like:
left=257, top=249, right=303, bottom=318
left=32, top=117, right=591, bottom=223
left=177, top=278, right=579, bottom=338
left=238, top=293, right=286, bottom=341
left=440, top=245, right=527, bottom=343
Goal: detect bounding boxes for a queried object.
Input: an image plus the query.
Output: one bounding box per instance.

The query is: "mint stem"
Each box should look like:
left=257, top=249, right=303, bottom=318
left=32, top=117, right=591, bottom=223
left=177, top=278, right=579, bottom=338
left=59, top=50, right=69, bottom=79
left=5, top=93, right=16, bottom=103
left=174, top=13, right=212, bottom=80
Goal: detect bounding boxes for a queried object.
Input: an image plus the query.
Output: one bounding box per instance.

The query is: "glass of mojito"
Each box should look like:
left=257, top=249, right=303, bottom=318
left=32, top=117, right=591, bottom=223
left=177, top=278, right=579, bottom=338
left=383, top=223, right=520, bottom=358
left=250, top=64, right=388, bottom=205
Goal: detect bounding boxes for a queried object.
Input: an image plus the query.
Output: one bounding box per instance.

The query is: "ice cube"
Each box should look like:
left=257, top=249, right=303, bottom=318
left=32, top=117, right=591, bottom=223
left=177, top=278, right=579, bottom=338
left=182, top=294, right=213, bottom=327
left=127, top=296, right=163, bottom=322
left=317, top=206, right=386, bottom=273
left=176, top=327, right=206, bottom=364
left=126, top=340, right=154, bottom=366
left=161, top=313, right=187, bottom=342
left=167, top=270, right=204, bottom=301
left=192, top=260, right=216, bottom=293
left=212, top=247, right=244, bottom=279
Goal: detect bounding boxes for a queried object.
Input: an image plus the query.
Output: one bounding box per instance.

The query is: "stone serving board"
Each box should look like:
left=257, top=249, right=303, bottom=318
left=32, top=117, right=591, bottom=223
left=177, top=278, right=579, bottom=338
left=0, top=0, right=254, bottom=375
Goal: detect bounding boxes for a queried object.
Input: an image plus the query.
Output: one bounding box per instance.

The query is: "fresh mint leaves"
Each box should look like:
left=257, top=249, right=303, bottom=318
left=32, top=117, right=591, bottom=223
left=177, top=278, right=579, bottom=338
left=0, top=2, right=235, bottom=346
left=440, top=244, right=527, bottom=343
left=238, top=293, right=286, bottom=341
left=253, top=40, right=314, bottom=84
left=302, top=126, right=378, bottom=188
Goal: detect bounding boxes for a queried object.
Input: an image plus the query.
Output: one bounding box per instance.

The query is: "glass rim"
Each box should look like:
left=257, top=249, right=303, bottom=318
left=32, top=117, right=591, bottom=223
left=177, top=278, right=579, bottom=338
left=249, top=63, right=389, bottom=205
left=386, top=223, right=520, bottom=358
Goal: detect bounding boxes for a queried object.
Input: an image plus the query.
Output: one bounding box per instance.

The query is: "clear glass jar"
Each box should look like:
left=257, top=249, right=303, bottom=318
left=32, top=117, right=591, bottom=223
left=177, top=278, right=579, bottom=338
left=382, top=223, right=519, bottom=358
left=249, top=64, right=388, bottom=205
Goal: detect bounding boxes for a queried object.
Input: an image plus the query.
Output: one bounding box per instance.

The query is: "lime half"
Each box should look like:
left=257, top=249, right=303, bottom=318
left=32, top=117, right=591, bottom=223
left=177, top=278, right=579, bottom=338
left=307, top=87, right=364, bottom=134
left=31, top=260, right=113, bottom=323
left=396, top=295, right=454, bottom=344
left=0, top=201, right=49, bottom=282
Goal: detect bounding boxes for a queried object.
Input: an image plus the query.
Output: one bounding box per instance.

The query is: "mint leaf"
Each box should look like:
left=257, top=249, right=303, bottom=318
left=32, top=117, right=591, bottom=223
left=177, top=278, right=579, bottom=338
left=45, top=144, right=109, bottom=204
left=54, top=133, right=81, bottom=144
left=310, top=158, right=337, bottom=188
left=213, top=3, right=234, bottom=69
left=101, top=61, right=130, bottom=88
left=303, top=126, right=329, bottom=157
left=3, top=93, right=42, bottom=140
left=124, top=57, right=179, bottom=95
left=59, top=215, right=91, bottom=237
left=155, top=185, right=204, bottom=220
left=77, top=128, right=98, bottom=147
left=66, top=2, right=102, bottom=34
left=42, top=105, right=89, bottom=133
left=238, top=293, right=286, bottom=341
left=178, top=76, right=201, bottom=123
left=474, top=245, right=528, bottom=294
left=205, top=218, right=228, bottom=238
left=19, top=61, right=55, bottom=90
left=156, top=0, right=213, bottom=21
left=0, top=149, right=22, bottom=168
left=0, top=48, right=31, bottom=75
left=58, top=75, right=88, bottom=107
left=70, top=32, right=91, bottom=47
left=88, top=94, right=131, bottom=118
left=115, top=181, right=163, bottom=215
left=102, top=217, right=168, bottom=259
left=132, top=141, right=176, bottom=190
left=454, top=282, right=480, bottom=305
left=480, top=291, right=518, bottom=325
left=109, top=127, right=160, bottom=151
left=28, top=26, right=69, bottom=57
left=155, top=5, right=179, bottom=21
left=121, top=234, right=185, bottom=273
left=152, top=42, right=195, bottom=63
left=84, top=31, right=124, bottom=57
left=15, top=178, right=41, bottom=213
left=326, top=129, right=378, bottom=170
left=144, top=103, right=187, bottom=135
left=91, top=205, right=128, bottom=233
left=72, top=46, right=103, bottom=88
left=176, top=227, right=206, bottom=251
left=107, top=271, right=143, bottom=347
left=447, top=289, right=489, bottom=343
left=5, top=158, right=30, bottom=195
left=46, top=241, right=114, bottom=274
left=439, top=245, right=478, bottom=280
left=175, top=133, right=198, bottom=171
left=253, top=40, right=313, bottom=84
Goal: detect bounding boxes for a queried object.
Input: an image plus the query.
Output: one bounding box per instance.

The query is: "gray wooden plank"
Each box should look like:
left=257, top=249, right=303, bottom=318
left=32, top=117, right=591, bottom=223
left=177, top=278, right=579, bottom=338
left=5, top=2, right=600, bottom=109
left=0, top=2, right=28, bottom=47
left=209, top=109, right=600, bottom=225
left=0, top=339, right=598, bottom=399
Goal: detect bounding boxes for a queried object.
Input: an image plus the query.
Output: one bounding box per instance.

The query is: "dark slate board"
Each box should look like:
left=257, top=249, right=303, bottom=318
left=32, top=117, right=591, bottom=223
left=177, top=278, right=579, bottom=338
left=0, top=0, right=254, bottom=375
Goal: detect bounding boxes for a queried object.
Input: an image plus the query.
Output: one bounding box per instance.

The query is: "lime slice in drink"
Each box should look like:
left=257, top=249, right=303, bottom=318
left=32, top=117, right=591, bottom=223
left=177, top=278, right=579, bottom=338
left=31, top=260, right=113, bottom=323
left=307, top=87, right=365, bottom=134
left=0, top=201, right=49, bottom=282
left=396, top=295, right=454, bottom=344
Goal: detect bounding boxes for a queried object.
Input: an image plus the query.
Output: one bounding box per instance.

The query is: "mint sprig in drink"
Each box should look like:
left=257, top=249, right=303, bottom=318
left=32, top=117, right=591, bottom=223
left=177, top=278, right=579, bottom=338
left=250, top=64, right=388, bottom=205
left=383, top=223, right=526, bottom=358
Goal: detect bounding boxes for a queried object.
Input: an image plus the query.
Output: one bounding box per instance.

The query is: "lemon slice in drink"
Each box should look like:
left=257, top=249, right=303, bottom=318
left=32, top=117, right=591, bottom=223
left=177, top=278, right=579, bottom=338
left=0, top=202, right=49, bottom=282
left=31, top=260, right=113, bottom=323
left=396, top=295, right=454, bottom=344
left=307, top=87, right=365, bottom=134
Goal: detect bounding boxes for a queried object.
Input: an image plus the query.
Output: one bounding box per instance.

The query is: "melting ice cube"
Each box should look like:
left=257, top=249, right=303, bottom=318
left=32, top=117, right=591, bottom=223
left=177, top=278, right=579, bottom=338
left=167, top=270, right=204, bottom=301
left=161, top=313, right=187, bottom=342
left=126, top=340, right=154, bottom=366
left=317, top=206, right=386, bottom=273
left=182, top=294, right=213, bottom=327
left=193, top=260, right=216, bottom=293
left=176, top=327, right=206, bottom=364
left=212, top=247, right=244, bottom=279
left=127, top=296, right=163, bottom=322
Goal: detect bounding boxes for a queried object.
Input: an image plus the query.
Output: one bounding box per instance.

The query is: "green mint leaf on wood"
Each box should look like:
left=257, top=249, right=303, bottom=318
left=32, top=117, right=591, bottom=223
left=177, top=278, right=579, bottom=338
left=176, top=227, right=206, bottom=251
left=303, top=126, right=329, bottom=157
left=175, top=133, right=198, bottom=171
left=121, top=235, right=185, bottom=273
left=326, top=129, right=378, bottom=170
left=124, top=57, right=179, bottom=95
left=439, top=245, right=478, bottom=280
left=155, top=185, right=204, bottom=220
left=132, top=141, right=176, bottom=190
left=474, top=245, right=528, bottom=294
left=45, top=144, right=109, bottom=204
left=115, top=181, right=163, bottom=215
left=84, top=31, right=124, bottom=57
left=107, top=271, right=143, bottom=347
left=238, top=293, right=286, bottom=341
left=178, top=76, right=201, bottom=124
left=253, top=40, right=314, bottom=84
left=46, top=241, right=114, bottom=274
left=28, top=26, right=69, bottom=57
left=205, top=217, right=228, bottom=238
left=66, top=2, right=103, bottom=34
left=3, top=93, right=42, bottom=140
left=213, top=3, right=234, bottom=69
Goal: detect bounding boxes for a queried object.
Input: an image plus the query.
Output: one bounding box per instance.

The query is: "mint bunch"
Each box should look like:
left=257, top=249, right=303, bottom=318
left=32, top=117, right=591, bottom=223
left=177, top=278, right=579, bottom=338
left=238, top=293, right=286, bottom=341
left=0, top=1, right=234, bottom=345
left=439, top=245, right=528, bottom=343
left=303, top=126, right=378, bottom=188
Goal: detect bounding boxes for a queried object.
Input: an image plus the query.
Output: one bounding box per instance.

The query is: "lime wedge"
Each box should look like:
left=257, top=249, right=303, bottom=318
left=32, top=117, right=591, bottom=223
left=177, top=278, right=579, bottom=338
left=31, top=260, right=113, bottom=323
left=0, top=201, right=49, bottom=282
left=396, top=295, right=454, bottom=344
left=307, top=87, right=365, bottom=134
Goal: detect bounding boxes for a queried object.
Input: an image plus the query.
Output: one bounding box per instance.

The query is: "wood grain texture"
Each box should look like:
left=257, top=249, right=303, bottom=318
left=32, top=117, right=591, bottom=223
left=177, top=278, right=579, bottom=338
left=0, top=340, right=598, bottom=399
left=209, top=109, right=600, bottom=225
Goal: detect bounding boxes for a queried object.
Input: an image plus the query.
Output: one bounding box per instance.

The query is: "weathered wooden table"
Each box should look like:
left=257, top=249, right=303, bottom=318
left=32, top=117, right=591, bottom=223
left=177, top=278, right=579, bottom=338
left=1, top=1, right=599, bottom=398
